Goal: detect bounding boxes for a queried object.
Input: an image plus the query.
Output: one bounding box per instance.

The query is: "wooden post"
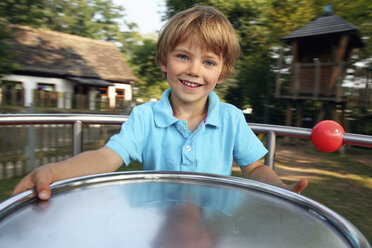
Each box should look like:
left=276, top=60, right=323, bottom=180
left=77, top=85, right=84, bottom=109
left=294, top=63, right=300, bottom=99
left=275, top=49, right=284, bottom=98
left=365, top=73, right=370, bottom=108
left=285, top=101, right=293, bottom=126
left=316, top=102, right=325, bottom=123
left=330, top=103, right=339, bottom=122
left=0, top=84, right=4, bottom=106
left=336, top=62, right=344, bottom=102
left=329, top=34, right=349, bottom=89
left=296, top=101, right=303, bottom=127
left=41, top=91, right=45, bottom=108
left=291, top=40, right=299, bottom=99
left=313, top=60, right=321, bottom=100
left=11, top=88, right=16, bottom=106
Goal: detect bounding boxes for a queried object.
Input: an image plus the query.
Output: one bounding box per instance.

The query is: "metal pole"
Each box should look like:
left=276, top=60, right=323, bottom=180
left=264, top=131, right=276, bottom=169
left=73, top=120, right=83, bottom=155
left=25, top=103, right=35, bottom=172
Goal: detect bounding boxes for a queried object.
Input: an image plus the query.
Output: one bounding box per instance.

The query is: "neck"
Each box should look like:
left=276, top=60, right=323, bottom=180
left=169, top=94, right=208, bottom=132
left=170, top=96, right=207, bottom=117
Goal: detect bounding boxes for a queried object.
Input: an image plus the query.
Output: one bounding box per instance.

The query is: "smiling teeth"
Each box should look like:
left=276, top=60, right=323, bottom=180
left=181, top=80, right=200, bottom=87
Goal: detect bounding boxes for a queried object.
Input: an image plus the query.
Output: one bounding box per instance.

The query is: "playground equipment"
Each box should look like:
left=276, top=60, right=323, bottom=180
left=0, top=114, right=370, bottom=247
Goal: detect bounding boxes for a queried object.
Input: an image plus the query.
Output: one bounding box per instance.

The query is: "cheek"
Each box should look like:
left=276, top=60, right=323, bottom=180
left=205, top=71, right=222, bottom=83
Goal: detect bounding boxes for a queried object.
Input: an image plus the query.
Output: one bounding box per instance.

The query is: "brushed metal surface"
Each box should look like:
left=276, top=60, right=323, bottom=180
left=0, top=171, right=369, bottom=248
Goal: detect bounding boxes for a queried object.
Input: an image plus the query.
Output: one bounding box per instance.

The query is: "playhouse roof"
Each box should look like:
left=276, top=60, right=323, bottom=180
left=281, top=13, right=364, bottom=48
left=9, top=25, right=137, bottom=83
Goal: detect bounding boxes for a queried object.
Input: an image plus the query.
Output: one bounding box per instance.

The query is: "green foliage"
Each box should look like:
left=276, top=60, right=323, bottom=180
left=39, top=0, right=126, bottom=41
left=164, top=0, right=198, bottom=19
left=349, top=110, right=372, bottom=135
left=0, top=24, right=20, bottom=76
left=128, top=38, right=169, bottom=101
left=0, top=0, right=46, bottom=26
left=165, top=0, right=372, bottom=125
left=225, top=51, right=277, bottom=121
left=0, top=0, right=370, bottom=121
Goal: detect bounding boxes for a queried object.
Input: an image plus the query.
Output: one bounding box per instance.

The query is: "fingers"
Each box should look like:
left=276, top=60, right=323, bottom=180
left=12, top=175, right=34, bottom=196
left=32, top=166, right=53, bottom=200
left=34, top=175, right=52, bottom=200
left=289, top=178, right=308, bottom=194
left=12, top=166, right=54, bottom=200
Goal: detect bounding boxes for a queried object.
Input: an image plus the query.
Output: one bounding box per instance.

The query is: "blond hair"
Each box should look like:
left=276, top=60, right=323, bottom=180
left=156, top=6, right=241, bottom=79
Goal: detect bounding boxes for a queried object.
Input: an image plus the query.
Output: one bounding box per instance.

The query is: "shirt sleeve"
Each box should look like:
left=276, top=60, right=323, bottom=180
left=105, top=107, right=148, bottom=166
left=233, top=111, right=268, bottom=166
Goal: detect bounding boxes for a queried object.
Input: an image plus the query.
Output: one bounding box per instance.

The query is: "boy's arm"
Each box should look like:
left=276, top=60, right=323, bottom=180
left=12, top=147, right=123, bottom=200
left=240, top=161, right=308, bottom=194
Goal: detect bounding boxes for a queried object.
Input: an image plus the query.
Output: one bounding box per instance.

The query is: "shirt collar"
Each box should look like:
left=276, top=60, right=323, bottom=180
left=153, top=88, right=220, bottom=128
left=205, top=91, right=220, bottom=128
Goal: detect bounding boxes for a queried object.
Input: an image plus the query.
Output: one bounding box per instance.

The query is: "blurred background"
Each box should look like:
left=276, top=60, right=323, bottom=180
left=0, top=0, right=371, bottom=242
left=0, top=0, right=371, bottom=132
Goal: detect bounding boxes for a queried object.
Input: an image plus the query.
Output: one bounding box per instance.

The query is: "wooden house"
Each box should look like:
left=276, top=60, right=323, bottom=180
left=0, top=25, right=137, bottom=112
left=276, top=11, right=364, bottom=126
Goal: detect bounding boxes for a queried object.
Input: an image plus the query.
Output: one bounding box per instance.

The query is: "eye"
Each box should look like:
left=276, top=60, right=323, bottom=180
left=204, top=60, right=215, bottom=66
left=177, top=54, right=188, bottom=60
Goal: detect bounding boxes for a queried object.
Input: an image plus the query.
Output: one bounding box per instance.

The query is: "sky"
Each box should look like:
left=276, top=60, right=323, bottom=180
left=114, top=0, right=166, bottom=35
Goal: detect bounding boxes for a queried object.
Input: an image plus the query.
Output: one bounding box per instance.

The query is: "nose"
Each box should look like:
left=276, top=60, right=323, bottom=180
left=187, top=60, right=201, bottom=77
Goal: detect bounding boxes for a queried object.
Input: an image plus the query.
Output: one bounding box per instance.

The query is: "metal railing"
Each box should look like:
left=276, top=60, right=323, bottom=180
left=0, top=114, right=371, bottom=169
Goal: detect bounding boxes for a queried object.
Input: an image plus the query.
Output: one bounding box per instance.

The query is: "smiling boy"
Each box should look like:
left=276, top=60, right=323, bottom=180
left=13, top=6, right=307, bottom=200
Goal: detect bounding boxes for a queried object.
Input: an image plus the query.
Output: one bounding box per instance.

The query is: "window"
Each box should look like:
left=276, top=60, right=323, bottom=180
left=97, top=87, right=108, bottom=96
left=115, top=89, right=126, bottom=108
left=36, top=83, right=57, bottom=107
left=115, top=89, right=125, bottom=99
left=0, top=80, right=24, bottom=105
left=37, top=83, right=55, bottom=92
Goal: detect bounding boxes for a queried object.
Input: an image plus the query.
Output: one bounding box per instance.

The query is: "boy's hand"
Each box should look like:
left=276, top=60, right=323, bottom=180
left=12, top=165, right=54, bottom=200
left=240, top=161, right=309, bottom=194
left=11, top=148, right=123, bottom=201
left=286, top=178, right=308, bottom=194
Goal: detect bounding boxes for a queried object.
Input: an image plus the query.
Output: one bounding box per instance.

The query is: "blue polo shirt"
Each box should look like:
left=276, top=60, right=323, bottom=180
left=106, top=88, right=267, bottom=176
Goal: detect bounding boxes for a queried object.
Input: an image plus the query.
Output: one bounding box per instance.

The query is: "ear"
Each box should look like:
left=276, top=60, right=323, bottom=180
left=216, top=78, right=224, bottom=86
left=160, top=63, right=167, bottom=73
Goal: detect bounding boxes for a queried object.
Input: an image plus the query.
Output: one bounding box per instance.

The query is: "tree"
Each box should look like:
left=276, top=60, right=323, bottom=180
left=0, top=23, right=19, bottom=76
left=128, top=38, right=168, bottom=101
left=0, top=0, right=46, bottom=76
left=164, top=0, right=372, bottom=123
left=37, top=0, right=127, bottom=41
left=0, top=0, right=46, bottom=27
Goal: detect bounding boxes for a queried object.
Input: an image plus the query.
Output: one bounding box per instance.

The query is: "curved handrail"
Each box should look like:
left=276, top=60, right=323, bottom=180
left=0, top=114, right=371, bottom=168
left=0, top=114, right=370, bottom=146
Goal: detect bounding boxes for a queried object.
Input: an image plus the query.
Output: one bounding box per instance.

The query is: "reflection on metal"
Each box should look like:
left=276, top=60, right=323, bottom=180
left=265, top=131, right=276, bottom=169
left=73, top=120, right=83, bottom=155
left=0, top=172, right=370, bottom=247
left=0, top=114, right=371, bottom=167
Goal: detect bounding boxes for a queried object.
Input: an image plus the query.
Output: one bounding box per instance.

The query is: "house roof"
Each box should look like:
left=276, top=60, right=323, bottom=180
left=9, top=25, right=137, bottom=83
left=67, top=77, right=115, bottom=87
left=281, top=13, right=364, bottom=48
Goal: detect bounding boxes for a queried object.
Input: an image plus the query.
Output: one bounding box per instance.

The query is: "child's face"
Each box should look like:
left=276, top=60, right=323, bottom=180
left=160, top=39, right=224, bottom=107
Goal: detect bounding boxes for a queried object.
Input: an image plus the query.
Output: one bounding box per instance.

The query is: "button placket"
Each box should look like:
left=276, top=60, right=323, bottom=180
left=175, top=121, right=190, bottom=139
left=185, top=145, right=191, bottom=152
left=180, top=119, right=204, bottom=170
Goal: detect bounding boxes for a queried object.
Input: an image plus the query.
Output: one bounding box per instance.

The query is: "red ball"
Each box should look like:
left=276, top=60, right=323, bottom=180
left=311, top=120, right=345, bottom=152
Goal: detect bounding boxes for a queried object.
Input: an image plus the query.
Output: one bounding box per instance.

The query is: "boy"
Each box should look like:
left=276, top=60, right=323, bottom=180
left=13, top=6, right=307, bottom=200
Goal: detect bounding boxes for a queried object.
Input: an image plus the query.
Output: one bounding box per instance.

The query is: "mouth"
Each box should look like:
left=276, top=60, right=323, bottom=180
left=179, top=79, right=202, bottom=88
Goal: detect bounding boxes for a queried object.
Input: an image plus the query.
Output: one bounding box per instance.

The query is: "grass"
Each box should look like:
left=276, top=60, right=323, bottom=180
left=274, top=143, right=372, bottom=243
left=0, top=144, right=371, bottom=243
